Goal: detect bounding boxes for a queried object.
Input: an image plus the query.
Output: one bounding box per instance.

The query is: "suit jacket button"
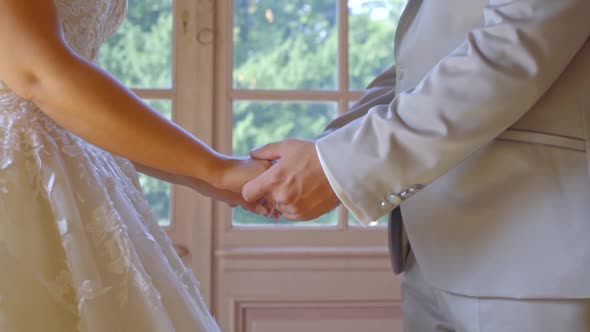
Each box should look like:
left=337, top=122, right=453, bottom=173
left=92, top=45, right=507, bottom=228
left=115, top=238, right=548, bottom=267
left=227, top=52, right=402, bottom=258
left=400, top=190, right=412, bottom=198
left=388, top=194, right=402, bottom=205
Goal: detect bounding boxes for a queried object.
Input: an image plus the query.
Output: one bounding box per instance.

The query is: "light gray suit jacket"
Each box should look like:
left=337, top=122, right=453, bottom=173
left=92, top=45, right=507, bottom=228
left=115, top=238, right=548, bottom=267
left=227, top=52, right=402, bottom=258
left=316, top=0, right=590, bottom=299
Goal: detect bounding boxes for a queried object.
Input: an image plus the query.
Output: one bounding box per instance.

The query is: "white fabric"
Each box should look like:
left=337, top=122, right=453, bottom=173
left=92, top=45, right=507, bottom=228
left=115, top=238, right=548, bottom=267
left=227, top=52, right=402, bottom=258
left=316, top=0, right=590, bottom=298
left=402, top=253, right=590, bottom=332
left=0, top=1, right=220, bottom=331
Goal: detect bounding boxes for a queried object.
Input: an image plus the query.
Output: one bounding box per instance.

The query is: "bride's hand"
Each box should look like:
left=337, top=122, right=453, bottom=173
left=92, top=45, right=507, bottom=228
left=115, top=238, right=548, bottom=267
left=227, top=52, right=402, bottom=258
left=188, top=177, right=270, bottom=215
left=219, top=157, right=274, bottom=215
left=217, top=157, right=272, bottom=193
left=132, top=160, right=270, bottom=214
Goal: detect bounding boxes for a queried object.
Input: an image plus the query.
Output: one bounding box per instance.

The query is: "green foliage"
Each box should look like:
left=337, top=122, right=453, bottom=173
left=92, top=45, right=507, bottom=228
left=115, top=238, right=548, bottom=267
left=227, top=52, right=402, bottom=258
left=233, top=0, right=406, bottom=90
left=233, top=0, right=338, bottom=90
left=98, top=0, right=173, bottom=88
left=98, top=0, right=406, bottom=226
left=233, top=102, right=336, bottom=156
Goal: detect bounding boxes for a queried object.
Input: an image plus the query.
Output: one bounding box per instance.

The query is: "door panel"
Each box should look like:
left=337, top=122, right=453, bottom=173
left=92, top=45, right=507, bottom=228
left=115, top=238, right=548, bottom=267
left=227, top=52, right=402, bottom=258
left=214, top=248, right=402, bottom=331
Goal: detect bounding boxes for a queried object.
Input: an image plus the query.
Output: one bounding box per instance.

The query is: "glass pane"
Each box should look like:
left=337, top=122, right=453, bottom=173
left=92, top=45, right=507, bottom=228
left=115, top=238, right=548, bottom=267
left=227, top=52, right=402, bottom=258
left=232, top=101, right=337, bottom=226
left=233, top=1, right=337, bottom=90
left=138, top=100, right=173, bottom=226
left=98, top=0, right=173, bottom=88
left=349, top=0, right=407, bottom=90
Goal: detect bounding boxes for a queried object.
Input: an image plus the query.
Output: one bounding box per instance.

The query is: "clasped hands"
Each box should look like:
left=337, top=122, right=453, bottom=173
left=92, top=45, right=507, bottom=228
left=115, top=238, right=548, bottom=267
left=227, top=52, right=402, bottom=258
left=219, top=139, right=340, bottom=221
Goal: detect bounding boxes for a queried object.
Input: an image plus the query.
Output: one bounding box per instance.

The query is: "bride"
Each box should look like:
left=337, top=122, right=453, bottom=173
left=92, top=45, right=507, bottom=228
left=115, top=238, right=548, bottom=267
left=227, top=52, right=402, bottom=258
left=0, top=0, right=269, bottom=331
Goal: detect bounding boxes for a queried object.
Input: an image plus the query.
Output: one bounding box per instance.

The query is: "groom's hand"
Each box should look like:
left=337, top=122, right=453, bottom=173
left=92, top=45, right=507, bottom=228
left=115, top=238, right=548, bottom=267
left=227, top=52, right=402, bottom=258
left=242, top=139, right=340, bottom=221
left=186, top=176, right=271, bottom=215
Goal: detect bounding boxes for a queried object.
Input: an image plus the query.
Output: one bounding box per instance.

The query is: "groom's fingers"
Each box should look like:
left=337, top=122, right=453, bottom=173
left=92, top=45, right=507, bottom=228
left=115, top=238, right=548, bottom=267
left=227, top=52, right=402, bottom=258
left=242, top=167, right=277, bottom=203
left=250, top=141, right=285, bottom=161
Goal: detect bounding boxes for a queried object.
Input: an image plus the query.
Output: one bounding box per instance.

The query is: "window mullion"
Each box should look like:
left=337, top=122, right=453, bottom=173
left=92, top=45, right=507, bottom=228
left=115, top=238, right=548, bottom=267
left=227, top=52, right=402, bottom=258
left=171, top=0, right=216, bottom=306
left=337, top=0, right=350, bottom=229
left=337, top=0, right=350, bottom=100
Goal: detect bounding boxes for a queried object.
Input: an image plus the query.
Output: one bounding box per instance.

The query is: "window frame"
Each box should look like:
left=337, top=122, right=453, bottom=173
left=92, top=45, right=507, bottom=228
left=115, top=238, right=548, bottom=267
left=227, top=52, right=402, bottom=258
left=213, top=0, right=388, bottom=250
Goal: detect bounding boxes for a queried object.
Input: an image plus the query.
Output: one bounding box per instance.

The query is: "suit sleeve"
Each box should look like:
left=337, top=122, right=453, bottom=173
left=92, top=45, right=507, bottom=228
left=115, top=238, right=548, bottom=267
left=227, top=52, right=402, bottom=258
left=316, top=0, right=590, bottom=225
left=315, top=65, right=397, bottom=140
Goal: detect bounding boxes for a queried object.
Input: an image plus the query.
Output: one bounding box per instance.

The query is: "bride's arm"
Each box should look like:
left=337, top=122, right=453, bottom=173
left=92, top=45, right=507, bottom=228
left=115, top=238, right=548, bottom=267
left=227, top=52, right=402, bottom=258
left=0, top=0, right=264, bottom=192
left=133, top=162, right=267, bottom=213
left=132, top=162, right=204, bottom=189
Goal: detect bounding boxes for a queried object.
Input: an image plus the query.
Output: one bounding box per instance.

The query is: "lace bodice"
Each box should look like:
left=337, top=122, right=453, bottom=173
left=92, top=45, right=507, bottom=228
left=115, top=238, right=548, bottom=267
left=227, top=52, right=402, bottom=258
left=56, top=0, right=127, bottom=60
left=0, top=0, right=127, bottom=91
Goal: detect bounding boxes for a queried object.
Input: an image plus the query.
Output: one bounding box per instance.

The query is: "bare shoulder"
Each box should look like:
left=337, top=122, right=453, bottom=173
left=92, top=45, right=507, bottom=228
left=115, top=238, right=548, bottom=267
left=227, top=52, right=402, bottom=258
left=0, top=0, right=72, bottom=98
left=0, top=0, right=63, bottom=41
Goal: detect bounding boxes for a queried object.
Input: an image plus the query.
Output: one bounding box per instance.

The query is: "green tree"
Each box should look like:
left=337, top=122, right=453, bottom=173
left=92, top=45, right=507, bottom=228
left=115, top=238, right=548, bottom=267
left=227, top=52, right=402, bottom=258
left=98, top=0, right=172, bottom=88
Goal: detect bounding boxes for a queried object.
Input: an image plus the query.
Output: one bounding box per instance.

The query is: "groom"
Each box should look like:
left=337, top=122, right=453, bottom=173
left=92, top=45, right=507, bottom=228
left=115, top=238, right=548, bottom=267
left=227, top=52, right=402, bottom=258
left=242, top=0, right=590, bottom=330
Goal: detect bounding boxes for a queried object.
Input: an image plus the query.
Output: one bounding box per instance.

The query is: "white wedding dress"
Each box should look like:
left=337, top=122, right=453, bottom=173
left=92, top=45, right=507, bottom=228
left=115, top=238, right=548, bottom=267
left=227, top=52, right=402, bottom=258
left=0, top=1, right=220, bottom=331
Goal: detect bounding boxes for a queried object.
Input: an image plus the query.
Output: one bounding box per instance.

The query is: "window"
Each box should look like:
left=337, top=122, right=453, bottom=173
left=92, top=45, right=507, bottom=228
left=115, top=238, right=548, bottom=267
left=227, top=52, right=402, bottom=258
left=226, top=0, right=407, bottom=227
left=99, top=0, right=405, bottom=231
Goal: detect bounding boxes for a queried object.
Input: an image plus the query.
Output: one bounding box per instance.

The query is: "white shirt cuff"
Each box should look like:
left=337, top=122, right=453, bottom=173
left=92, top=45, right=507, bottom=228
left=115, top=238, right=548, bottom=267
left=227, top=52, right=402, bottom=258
left=315, top=142, right=377, bottom=226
